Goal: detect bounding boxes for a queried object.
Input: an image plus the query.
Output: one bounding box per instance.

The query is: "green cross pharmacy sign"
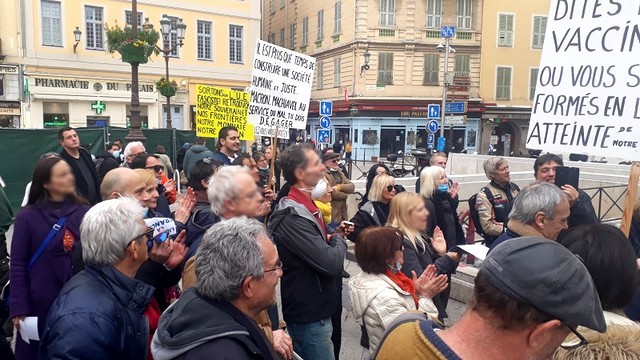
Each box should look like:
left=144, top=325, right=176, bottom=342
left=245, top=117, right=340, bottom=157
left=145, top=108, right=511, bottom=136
left=91, top=100, right=106, bottom=114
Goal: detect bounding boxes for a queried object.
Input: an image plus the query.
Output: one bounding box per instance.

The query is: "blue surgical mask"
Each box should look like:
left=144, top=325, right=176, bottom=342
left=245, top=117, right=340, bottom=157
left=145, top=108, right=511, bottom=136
left=113, top=150, right=120, bottom=159
left=387, top=261, right=402, bottom=273
left=437, top=184, right=449, bottom=193
left=140, top=207, right=149, bottom=218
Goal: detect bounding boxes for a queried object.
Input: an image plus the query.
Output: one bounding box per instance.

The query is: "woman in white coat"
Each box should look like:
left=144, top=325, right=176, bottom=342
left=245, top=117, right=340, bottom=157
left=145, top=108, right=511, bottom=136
left=348, top=226, right=448, bottom=353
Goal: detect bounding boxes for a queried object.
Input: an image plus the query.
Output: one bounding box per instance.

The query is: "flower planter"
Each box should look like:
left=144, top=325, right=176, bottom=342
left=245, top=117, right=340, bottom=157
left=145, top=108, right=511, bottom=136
left=159, top=86, right=177, bottom=97
left=118, top=43, right=153, bottom=64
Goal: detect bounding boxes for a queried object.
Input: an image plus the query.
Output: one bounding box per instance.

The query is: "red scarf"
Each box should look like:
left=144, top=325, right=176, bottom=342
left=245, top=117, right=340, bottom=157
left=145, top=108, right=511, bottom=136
left=385, top=269, right=419, bottom=307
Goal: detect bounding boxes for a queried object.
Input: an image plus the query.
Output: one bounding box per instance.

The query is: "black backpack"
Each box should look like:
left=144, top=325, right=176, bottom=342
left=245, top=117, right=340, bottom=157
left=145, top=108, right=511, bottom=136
left=468, top=184, right=520, bottom=241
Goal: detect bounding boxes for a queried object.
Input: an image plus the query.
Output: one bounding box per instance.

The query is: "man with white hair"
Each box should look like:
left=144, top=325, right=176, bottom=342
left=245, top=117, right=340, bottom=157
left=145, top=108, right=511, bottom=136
left=123, top=141, right=146, bottom=167
left=39, top=197, right=155, bottom=359
left=153, top=218, right=284, bottom=360
left=488, top=182, right=570, bottom=253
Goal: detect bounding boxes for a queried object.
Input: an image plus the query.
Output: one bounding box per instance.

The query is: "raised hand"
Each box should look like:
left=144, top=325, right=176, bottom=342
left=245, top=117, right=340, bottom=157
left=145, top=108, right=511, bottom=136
left=174, top=188, right=196, bottom=224
left=413, top=265, right=448, bottom=298
left=164, top=230, right=188, bottom=270
left=431, top=226, right=447, bottom=256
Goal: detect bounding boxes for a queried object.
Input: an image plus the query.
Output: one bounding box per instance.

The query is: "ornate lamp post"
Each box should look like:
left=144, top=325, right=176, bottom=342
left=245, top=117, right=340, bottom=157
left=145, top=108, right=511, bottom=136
left=125, top=0, right=146, bottom=142
left=157, top=15, right=186, bottom=128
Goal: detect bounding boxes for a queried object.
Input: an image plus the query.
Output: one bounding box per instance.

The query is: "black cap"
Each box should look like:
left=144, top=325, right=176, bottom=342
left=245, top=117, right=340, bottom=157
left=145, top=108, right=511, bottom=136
left=322, top=152, right=340, bottom=162
left=483, top=237, right=606, bottom=332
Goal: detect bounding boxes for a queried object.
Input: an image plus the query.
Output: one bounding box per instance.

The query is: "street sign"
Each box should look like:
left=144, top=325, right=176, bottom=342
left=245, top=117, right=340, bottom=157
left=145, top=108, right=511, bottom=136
left=452, top=76, right=471, bottom=85
left=437, top=137, right=446, bottom=152
left=445, top=102, right=466, bottom=114
left=319, top=115, right=331, bottom=129
left=427, top=119, right=440, bottom=134
left=447, top=85, right=470, bottom=92
left=446, top=94, right=470, bottom=100
left=427, top=104, right=441, bottom=119
left=427, top=133, right=435, bottom=149
left=444, top=115, right=467, bottom=125
left=319, top=100, right=333, bottom=116
left=317, top=129, right=330, bottom=144
left=441, top=26, right=456, bottom=38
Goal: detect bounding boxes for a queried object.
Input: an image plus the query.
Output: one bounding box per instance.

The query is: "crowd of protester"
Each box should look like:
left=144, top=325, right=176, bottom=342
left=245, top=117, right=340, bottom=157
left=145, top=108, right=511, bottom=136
left=0, top=124, right=639, bottom=360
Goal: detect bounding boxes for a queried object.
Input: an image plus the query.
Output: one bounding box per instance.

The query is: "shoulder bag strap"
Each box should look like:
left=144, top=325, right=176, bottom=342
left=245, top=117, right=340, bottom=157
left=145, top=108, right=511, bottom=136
left=28, top=217, right=67, bottom=270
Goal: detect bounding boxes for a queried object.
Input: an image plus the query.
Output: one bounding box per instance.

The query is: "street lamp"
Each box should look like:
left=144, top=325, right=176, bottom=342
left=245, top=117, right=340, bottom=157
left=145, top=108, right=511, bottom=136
left=73, top=27, right=82, bottom=53
left=360, top=49, right=371, bottom=75
left=436, top=39, right=455, bottom=140
left=157, top=15, right=186, bottom=129
left=125, top=0, right=146, bottom=142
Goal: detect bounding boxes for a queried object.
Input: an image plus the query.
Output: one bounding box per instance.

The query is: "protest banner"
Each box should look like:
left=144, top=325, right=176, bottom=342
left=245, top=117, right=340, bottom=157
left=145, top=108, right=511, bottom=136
left=526, top=0, right=640, bottom=161
left=144, top=217, right=177, bottom=236
left=248, top=40, right=316, bottom=139
left=195, top=85, right=254, bottom=140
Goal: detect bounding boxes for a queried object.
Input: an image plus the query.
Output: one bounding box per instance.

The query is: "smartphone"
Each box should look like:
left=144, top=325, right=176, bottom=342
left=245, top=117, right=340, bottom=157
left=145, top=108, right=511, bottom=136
left=555, top=166, right=580, bottom=189
left=342, top=221, right=354, bottom=227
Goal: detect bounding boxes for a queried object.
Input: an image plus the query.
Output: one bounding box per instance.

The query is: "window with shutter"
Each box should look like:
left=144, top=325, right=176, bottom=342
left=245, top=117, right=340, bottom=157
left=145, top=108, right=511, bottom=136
left=532, top=16, right=547, bottom=49
left=302, top=17, right=309, bottom=45
left=423, top=54, right=440, bottom=85
left=496, top=67, right=512, bottom=100
left=280, top=28, right=285, bottom=47
left=498, top=14, right=514, bottom=47
left=457, top=0, right=472, bottom=30
left=317, top=10, right=324, bottom=40
left=42, top=1, right=62, bottom=46
left=317, top=61, right=324, bottom=90
left=426, top=0, right=442, bottom=29
left=529, top=68, right=539, bottom=101
left=380, top=0, right=396, bottom=26
left=455, top=54, right=470, bottom=76
left=290, top=23, right=297, bottom=49
left=334, top=58, right=341, bottom=87
left=335, top=2, right=342, bottom=33
left=377, top=53, right=394, bottom=85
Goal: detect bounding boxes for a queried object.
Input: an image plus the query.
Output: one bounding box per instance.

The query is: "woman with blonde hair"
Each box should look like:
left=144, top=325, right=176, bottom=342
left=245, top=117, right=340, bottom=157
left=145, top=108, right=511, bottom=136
left=348, top=174, right=397, bottom=242
left=388, top=192, right=459, bottom=321
left=419, top=166, right=465, bottom=251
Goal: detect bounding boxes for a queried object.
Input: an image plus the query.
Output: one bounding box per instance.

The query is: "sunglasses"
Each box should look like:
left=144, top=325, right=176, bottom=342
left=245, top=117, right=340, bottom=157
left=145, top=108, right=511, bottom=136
left=147, top=231, right=170, bottom=250
left=145, top=165, right=163, bottom=173
left=328, top=159, right=338, bottom=163
left=127, top=227, right=154, bottom=249
left=386, top=185, right=397, bottom=192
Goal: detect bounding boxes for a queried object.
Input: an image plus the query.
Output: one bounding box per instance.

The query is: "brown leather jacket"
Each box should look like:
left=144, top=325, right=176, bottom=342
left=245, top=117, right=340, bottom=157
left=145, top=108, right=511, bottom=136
left=324, top=169, right=355, bottom=223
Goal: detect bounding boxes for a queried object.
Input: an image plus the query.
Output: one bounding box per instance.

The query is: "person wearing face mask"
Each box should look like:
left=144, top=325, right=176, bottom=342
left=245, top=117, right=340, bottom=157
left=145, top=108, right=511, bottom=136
left=323, top=152, right=354, bottom=226
left=253, top=151, right=271, bottom=188
left=312, top=179, right=333, bottom=226
left=94, top=142, right=121, bottom=185
left=348, top=227, right=443, bottom=353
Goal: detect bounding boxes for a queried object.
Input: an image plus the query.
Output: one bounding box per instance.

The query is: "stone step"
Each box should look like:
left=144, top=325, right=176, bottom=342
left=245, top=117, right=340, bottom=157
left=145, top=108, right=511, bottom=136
left=450, top=265, right=478, bottom=304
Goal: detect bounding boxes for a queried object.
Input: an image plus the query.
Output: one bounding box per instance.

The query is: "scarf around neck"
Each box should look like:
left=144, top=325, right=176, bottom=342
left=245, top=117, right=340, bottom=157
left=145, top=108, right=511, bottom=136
left=385, top=269, right=419, bottom=308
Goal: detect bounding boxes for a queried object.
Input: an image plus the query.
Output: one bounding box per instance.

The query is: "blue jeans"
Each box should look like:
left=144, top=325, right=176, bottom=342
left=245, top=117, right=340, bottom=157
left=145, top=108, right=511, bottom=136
left=287, top=318, right=335, bottom=360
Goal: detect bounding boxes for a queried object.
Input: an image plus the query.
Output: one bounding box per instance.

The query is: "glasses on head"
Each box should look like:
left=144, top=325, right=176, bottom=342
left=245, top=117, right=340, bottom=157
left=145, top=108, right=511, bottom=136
left=42, top=152, right=61, bottom=158
left=127, top=227, right=154, bottom=248
left=386, top=185, right=397, bottom=192
left=264, top=260, right=283, bottom=273
left=145, top=165, right=163, bottom=173
left=560, top=323, right=588, bottom=351
left=202, top=157, right=213, bottom=164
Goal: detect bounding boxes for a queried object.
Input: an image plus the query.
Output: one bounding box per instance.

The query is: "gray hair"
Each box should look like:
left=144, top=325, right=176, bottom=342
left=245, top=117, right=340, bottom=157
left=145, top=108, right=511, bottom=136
left=419, top=166, right=445, bottom=199
left=81, top=197, right=145, bottom=266
left=509, top=182, right=567, bottom=224
left=195, top=217, right=270, bottom=302
left=483, top=157, right=507, bottom=180
left=124, top=141, right=145, bottom=158
left=207, top=166, right=252, bottom=214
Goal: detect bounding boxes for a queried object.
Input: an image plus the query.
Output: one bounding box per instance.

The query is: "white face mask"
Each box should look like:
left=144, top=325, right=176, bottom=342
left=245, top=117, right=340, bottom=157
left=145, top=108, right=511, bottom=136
left=140, top=207, right=149, bottom=218
left=311, top=179, right=328, bottom=200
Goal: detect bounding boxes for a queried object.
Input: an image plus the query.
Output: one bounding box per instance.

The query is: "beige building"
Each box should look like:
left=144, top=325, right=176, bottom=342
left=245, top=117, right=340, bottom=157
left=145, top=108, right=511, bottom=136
left=264, top=0, right=484, bottom=158
left=0, top=0, right=260, bottom=130
left=479, top=0, right=549, bottom=156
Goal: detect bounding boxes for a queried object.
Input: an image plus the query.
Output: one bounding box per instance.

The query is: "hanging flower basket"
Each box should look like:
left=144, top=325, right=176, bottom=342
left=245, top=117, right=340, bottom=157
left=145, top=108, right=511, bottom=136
left=118, top=42, right=155, bottom=64
left=156, top=77, right=178, bottom=97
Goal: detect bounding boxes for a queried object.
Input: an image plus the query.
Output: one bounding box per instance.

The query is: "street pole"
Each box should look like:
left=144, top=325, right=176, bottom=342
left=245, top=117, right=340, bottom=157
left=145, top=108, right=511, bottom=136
left=439, top=37, right=449, bottom=140
left=125, top=0, right=146, bottom=142
left=164, top=43, right=172, bottom=129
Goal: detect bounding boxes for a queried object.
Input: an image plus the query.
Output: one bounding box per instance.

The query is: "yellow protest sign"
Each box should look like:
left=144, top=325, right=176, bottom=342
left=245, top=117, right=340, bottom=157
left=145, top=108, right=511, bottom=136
left=195, top=85, right=254, bottom=140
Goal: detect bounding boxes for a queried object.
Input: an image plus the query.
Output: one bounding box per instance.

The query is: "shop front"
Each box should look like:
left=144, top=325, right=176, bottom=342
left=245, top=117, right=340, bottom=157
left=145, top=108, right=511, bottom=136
left=24, top=74, right=159, bottom=129
left=0, top=64, right=22, bottom=128
left=481, top=106, right=532, bottom=157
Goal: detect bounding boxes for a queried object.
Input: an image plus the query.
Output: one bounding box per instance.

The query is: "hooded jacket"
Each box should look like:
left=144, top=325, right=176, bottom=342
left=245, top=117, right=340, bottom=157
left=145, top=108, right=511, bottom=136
left=183, top=145, right=214, bottom=178
left=94, top=151, right=120, bottom=184
left=268, top=197, right=347, bottom=323
left=152, top=288, right=277, bottom=360
left=348, top=271, right=439, bottom=352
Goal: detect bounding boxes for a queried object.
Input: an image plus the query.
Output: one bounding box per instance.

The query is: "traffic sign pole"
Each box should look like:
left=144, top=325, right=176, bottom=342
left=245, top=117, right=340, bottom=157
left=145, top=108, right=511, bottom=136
left=440, top=35, right=450, bottom=139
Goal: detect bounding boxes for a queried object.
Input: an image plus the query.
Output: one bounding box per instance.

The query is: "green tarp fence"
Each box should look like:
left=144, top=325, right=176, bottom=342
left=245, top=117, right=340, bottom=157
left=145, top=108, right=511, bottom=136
left=0, top=127, right=215, bottom=212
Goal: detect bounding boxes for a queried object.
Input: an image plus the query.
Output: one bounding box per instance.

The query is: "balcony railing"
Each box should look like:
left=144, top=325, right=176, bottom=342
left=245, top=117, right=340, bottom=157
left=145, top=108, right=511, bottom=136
left=378, top=29, right=396, bottom=37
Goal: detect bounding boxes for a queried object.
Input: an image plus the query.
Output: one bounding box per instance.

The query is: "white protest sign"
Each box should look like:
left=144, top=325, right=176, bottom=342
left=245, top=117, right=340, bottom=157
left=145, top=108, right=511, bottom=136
left=248, top=40, right=316, bottom=139
left=144, top=217, right=177, bottom=237
left=527, top=0, right=640, bottom=160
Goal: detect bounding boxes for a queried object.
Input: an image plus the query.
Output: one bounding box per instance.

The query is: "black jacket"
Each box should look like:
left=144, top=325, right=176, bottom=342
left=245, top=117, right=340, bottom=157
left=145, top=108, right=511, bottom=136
left=568, top=189, right=599, bottom=228
left=268, top=198, right=347, bottom=323
left=183, top=203, right=220, bottom=261
left=424, top=192, right=465, bottom=250
left=348, top=201, right=389, bottom=242
left=39, top=266, right=154, bottom=360
left=60, top=148, right=101, bottom=204
left=94, top=151, right=120, bottom=184
left=152, top=288, right=278, bottom=360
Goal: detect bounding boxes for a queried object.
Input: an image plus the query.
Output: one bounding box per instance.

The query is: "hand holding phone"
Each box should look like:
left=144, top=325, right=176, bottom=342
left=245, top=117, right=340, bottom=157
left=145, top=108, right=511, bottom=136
left=555, top=166, right=579, bottom=189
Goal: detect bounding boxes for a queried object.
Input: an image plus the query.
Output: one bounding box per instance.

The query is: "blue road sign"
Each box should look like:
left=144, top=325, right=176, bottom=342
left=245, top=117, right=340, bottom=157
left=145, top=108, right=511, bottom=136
left=427, top=134, right=435, bottom=149
left=317, top=129, right=330, bottom=144
left=427, top=104, right=441, bottom=119
left=441, top=26, right=456, bottom=38
left=319, top=101, right=333, bottom=116
left=437, top=137, right=446, bottom=152
left=319, top=116, right=331, bottom=129
left=427, top=120, right=440, bottom=134
left=445, top=102, right=466, bottom=114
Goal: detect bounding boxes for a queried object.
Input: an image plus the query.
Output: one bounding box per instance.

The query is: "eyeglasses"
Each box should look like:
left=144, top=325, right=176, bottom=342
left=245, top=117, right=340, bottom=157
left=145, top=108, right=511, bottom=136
left=328, top=159, right=338, bottom=164
left=264, top=260, right=283, bottom=273
left=560, top=323, right=589, bottom=350
left=145, top=165, right=164, bottom=173
left=127, top=227, right=154, bottom=248
left=386, top=185, right=397, bottom=192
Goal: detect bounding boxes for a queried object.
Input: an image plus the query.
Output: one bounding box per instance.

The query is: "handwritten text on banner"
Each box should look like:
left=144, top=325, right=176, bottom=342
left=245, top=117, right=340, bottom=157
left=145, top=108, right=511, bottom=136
left=195, top=85, right=254, bottom=141
left=248, top=40, right=316, bottom=139
left=527, top=0, right=640, bottom=160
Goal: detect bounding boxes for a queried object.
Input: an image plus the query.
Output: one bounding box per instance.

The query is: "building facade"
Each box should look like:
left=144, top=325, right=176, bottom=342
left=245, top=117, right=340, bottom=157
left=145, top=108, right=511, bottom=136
left=264, top=0, right=483, bottom=160
left=0, top=0, right=260, bottom=130
left=479, top=0, right=549, bottom=156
